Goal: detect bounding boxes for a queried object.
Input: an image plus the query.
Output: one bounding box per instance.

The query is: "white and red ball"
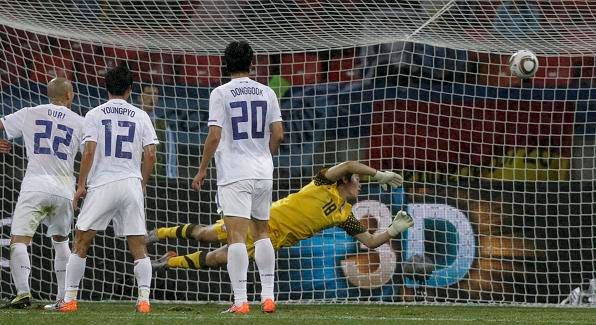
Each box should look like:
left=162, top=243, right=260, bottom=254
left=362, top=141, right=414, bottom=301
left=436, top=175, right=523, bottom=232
left=509, top=50, right=539, bottom=79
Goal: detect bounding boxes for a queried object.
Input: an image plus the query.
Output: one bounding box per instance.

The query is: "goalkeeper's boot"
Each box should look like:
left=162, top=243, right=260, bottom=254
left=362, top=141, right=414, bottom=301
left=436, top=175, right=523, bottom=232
left=221, top=302, right=250, bottom=315
left=44, top=299, right=63, bottom=311
left=145, top=229, right=159, bottom=244
left=261, top=298, right=276, bottom=313
left=136, top=300, right=151, bottom=314
left=151, top=251, right=177, bottom=271
left=0, top=293, right=32, bottom=309
left=56, top=299, right=77, bottom=313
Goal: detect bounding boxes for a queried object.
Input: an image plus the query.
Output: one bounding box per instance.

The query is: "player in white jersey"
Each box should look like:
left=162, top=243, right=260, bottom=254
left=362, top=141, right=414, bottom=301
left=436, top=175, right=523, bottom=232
left=192, top=41, right=284, bottom=314
left=0, top=78, right=83, bottom=309
left=58, top=64, right=158, bottom=314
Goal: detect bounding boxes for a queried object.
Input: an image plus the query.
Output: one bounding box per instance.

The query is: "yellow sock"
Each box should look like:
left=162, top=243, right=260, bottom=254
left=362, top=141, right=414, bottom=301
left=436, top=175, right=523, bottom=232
left=156, top=226, right=178, bottom=239
left=157, top=224, right=192, bottom=240
left=167, top=251, right=202, bottom=269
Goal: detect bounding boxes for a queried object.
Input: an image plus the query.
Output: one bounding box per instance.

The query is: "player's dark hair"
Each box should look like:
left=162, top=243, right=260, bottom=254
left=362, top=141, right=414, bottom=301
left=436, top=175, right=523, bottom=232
left=224, top=40, right=254, bottom=74
left=336, top=173, right=354, bottom=186
left=105, top=63, right=133, bottom=96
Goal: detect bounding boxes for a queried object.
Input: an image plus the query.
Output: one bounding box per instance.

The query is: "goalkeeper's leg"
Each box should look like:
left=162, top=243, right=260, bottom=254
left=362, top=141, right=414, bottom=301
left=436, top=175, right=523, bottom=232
left=146, top=223, right=220, bottom=243
left=152, top=246, right=229, bottom=271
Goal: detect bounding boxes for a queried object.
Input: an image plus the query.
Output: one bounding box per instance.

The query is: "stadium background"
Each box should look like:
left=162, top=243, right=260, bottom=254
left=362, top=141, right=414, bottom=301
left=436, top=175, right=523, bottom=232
left=0, top=1, right=595, bottom=304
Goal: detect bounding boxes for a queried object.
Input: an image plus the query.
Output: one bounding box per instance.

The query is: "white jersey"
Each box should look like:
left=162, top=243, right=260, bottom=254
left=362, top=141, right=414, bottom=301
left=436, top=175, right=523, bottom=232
left=208, top=77, right=283, bottom=185
left=1, top=104, right=84, bottom=199
left=82, top=99, right=158, bottom=189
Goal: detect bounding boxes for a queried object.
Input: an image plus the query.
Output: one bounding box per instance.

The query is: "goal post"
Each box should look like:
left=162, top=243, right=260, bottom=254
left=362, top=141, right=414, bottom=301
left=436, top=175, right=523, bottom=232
left=0, top=1, right=595, bottom=304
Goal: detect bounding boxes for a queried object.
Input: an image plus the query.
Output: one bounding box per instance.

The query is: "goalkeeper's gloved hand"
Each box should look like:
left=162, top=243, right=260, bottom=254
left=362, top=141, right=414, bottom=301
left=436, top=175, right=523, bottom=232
left=372, top=170, right=403, bottom=190
left=387, top=210, right=414, bottom=237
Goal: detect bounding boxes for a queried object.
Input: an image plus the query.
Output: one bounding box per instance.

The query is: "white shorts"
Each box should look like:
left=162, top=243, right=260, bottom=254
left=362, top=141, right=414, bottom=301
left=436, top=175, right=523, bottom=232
left=11, top=191, right=73, bottom=237
left=216, top=179, right=273, bottom=220
left=76, top=178, right=146, bottom=236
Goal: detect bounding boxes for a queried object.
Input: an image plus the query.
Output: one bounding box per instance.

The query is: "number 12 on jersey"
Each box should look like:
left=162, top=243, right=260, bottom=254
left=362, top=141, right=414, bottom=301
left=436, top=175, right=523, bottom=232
left=230, top=100, right=267, bottom=140
left=101, top=119, right=136, bottom=159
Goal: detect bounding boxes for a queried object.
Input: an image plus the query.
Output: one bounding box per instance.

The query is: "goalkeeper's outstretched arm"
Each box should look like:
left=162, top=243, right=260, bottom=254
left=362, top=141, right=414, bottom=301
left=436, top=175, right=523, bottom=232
left=324, top=160, right=403, bottom=189
left=342, top=211, right=414, bottom=249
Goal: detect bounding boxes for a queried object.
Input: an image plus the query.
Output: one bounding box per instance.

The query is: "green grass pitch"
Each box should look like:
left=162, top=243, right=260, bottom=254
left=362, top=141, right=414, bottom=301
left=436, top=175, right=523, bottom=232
left=1, top=302, right=594, bottom=324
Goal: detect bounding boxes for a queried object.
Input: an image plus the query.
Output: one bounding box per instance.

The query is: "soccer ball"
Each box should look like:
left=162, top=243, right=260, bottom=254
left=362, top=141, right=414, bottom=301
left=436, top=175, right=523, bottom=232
left=509, top=50, right=539, bottom=79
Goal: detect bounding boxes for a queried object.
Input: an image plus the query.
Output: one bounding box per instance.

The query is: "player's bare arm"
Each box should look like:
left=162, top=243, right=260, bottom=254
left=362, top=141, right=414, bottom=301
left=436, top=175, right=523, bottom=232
left=269, top=121, right=284, bottom=154
left=324, top=161, right=377, bottom=181
left=324, top=161, right=403, bottom=188
left=0, top=120, right=10, bottom=153
left=0, top=140, right=10, bottom=153
left=141, top=144, right=157, bottom=192
left=192, top=125, right=222, bottom=191
left=73, top=141, right=97, bottom=210
left=353, top=229, right=392, bottom=249
left=351, top=211, right=414, bottom=249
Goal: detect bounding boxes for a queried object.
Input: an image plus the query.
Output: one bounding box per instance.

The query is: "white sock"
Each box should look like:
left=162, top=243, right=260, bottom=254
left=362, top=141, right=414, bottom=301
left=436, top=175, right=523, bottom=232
left=134, top=257, right=152, bottom=302
left=64, top=254, right=86, bottom=302
left=10, top=243, right=30, bottom=296
left=52, top=239, right=71, bottom=301
left=227, top=243, right=249, bottom=306
left=254, top=238, right=275, bottom=301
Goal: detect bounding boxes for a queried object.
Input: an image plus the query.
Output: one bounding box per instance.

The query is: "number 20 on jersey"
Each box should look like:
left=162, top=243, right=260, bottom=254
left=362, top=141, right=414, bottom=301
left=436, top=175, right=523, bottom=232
left=230, top=100, right=267, bottom=140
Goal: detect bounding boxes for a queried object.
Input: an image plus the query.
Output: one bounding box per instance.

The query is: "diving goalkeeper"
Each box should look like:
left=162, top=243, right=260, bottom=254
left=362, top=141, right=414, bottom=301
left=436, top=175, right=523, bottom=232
left=147, top=161, right=414, bottom=270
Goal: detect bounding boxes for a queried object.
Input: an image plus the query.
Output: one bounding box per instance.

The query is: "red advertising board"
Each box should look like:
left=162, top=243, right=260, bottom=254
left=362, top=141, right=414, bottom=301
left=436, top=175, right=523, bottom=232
left=369, top=99, right=575, bottom=173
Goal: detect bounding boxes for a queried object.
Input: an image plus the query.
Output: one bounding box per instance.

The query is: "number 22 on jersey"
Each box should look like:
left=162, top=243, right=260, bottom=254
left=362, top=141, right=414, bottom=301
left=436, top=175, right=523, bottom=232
left=33, top=119, right=73, bottom=160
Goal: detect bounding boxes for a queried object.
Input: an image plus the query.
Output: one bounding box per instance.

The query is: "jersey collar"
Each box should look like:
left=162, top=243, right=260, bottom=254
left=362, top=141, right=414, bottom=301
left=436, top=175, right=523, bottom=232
left=48, top=103, right=70, bottom=111
left=107, top=99, right=128, bottom=105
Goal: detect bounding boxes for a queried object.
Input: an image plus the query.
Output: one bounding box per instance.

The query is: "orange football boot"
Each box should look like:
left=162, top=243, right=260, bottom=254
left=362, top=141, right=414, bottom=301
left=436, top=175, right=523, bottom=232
left=136, top=300, right=151, bottom=314
left=57, top=300, right=78, bottom=313
left=261, top=298, right=276, bottom=313
left=221, top=302, right=250, bottom=314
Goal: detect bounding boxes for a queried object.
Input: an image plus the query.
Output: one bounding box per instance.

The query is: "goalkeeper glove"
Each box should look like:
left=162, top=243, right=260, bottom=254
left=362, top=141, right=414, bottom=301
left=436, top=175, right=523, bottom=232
left=373, top=170, right=403, bottom=190
left=387, top=210, right=414, bottom=237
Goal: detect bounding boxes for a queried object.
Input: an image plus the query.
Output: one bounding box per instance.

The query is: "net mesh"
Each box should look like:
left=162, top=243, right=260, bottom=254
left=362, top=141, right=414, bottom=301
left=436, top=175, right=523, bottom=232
left=0, top=1, right=595, bottom=54
left=0, top=0, right=595, bottom=304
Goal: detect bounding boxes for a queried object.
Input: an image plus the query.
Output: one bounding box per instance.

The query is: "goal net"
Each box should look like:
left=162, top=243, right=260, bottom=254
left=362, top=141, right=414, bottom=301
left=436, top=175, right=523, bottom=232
left=0, top=0, right=595, bottom=304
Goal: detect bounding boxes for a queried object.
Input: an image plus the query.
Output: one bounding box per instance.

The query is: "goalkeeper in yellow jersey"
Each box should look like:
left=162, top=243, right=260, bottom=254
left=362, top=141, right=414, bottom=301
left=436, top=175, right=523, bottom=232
left=147, top=161, right=414, bottom=270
